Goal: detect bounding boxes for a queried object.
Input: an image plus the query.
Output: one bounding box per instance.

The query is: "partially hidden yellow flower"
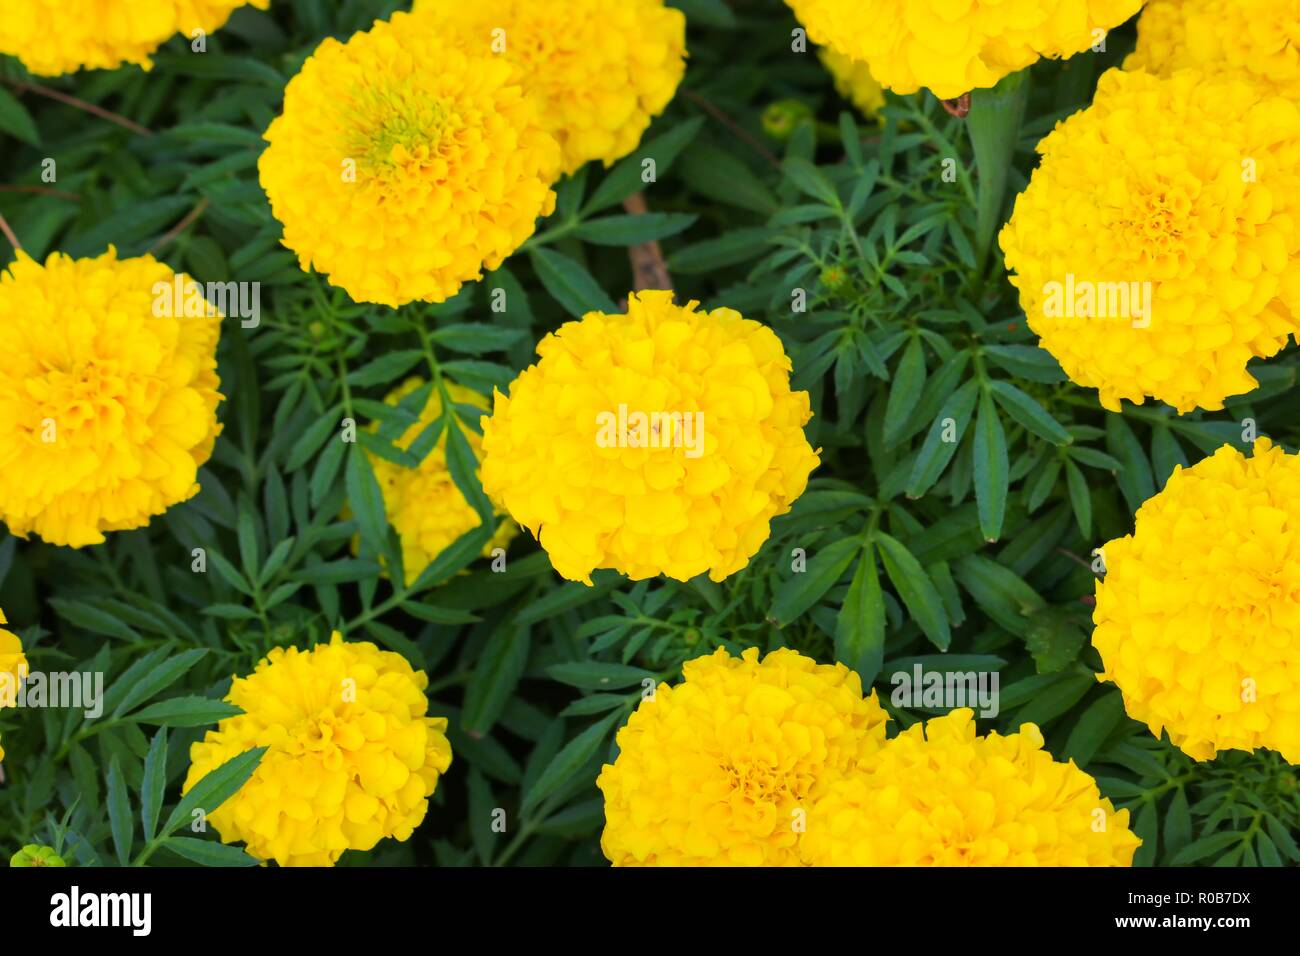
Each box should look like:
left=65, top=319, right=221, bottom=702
left=184, top=633, right=452, bottom=867
left=479, top=291, right=821, bottom=584
left=258, top=11, right=561, bottom=307
left=819, top=48, right=886, bottom=122
left=412, top=0, right=687, bottom=175
left=803, top=709, right=1140, bottom=866
left=785, top=0, right=1142, bottom=99
left=1094, top=438, right=1300, bottom=764
left=1126, top=0, right=1300, bottom=100
left=0, top=0, right=269, bottom=76
left=363, top=378, right=515, bottom=586
left=1000, top=68, right=1300, bottom=414
left=0, top=249, right=223, bottom=547
left=0, top=608, right=27, bottom=765
left=597, top=646, right=889, bottom=866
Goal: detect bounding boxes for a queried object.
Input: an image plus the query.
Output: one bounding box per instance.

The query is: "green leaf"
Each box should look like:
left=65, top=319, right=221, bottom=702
left=346, top=350, right=425, bottom=386
left=782, top=158, right=839, bottom=206
left=1064, top=459, right=1092, bottom=538
left=572, top=212, right=697, bottom=246
left=345, top=445, right=388, bottom=555
left=522, top=713, right=621, bottom=813
left=0, top=85, right=40, bottom=145
left=583, top=116, right=704, bottom=214
left=141, top=729, right=168, bottom=843
left=769, top=536, right=863, bottom=627
left=546, top=662, right=655, bottom=691
left=127, top=696, right=242, bottom=727
left=875, top=533, right=951, bottom=651
left=988, top=380, right=1071, bottom=445
left=463, top=628, right=531, bottom=735
left=162, top=747, right=266, bottom=839
left=166, top=837, right=261, bottom=867
left=835, top=545, right=886, bottom=683
left=1061, top=692, right=1125, bottom=766
left=112, top=649, right=209, bottom=718
left=106, top=756, right=133, bottom=866
left=883, top=337, right=927, bottom=444
left=972, top=390, right=1009, bottom=541
left=530, top=247, right=619, bottom=318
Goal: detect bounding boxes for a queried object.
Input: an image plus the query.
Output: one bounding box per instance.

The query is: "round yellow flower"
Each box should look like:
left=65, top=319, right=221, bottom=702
left=364, top=378, right=515, bottom=586
left=819, top=48, right=885, bottom=122
left=1126, top=0, right=1300, bottom=100
left=479, top=291, right=821, bottom=584
left=1000, top=68, right=1300, bottom=414
left=0, top=609, right=27, bottom=765
left=803, top=709, right=1139, bottom=866
left=0, top=0, right=269, bottom=76
left=184, top=633, right=452, bottom=867
left=258, top=11, right=561, bottom=307
left=597, top=646, right=889, bottom=866
left=1094, top=439, right=1300, bottom=764
left=0, top=249, right=223, bottom=547
left=785, top=0, right=1142, bottom=99
left=413, top=0, right=687, bottom=175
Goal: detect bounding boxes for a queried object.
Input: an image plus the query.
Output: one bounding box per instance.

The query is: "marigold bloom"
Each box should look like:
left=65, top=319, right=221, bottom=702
left=597, top=646, right=889, bottom=866
left=184, top=633, right=452, bottom=867
left=258, top=11, right=560, bottom=307
left=480, top=291, right=820, bottom=584
left=1000, top=68, right=1300, bottom=413
left=0, top=0, right=268, bottom=76
left=820, top=48, right=885, bottom=121
left=0, top=249, right=223, bottom=547
left=1094, top=439, right=1300, bottom=764
left=803, top=709, right=1139, bottom=866
left=0, top=609, right=26, bottom=764
left=1126, top=0, right=1300, bottom=100
left=413, top=0, right=687, bottom=175
left=785, top=0, right=1142, bottom=99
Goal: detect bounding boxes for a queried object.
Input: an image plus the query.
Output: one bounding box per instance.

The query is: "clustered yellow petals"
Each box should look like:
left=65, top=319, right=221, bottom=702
left=1094, top=439, right=1300, bottom=765
left=0, top=249, right=223, bottom=547
left=801, top=709, right=1139, bottom=866
left=785, top=0, right=1142, bottom=99
left=597, top=646, right=889, bottom=866
left=184, top=633, right=452, bottom=867
left=258, top=11, right=561, bottom=307
left=1000, top=68, right=1300, bottom=414
left=0, top=609, right=27, bottom=764
left=480, top=291, right=821, bottom=584
left=0, top=0, right=268, bottom=76
left=819, top=47, right=886, bottom=122
left=1126, top=0, right=1300, bottom=100
left=413, top=0, right=687, bottom=175
left=365, top=378, right=515, bottom=586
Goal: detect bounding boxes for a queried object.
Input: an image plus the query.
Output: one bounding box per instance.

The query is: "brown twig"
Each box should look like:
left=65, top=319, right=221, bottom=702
left=3, top=77, right=153, bottom=137
left=0, top=208, right=22, bottom=253
left=146, top=197, right=210, bottom=255
left=0, top=184, right=80, bottom=201
left=623, top=193, right=673, bottom=294
left=684, top=90, right=781, bottom=169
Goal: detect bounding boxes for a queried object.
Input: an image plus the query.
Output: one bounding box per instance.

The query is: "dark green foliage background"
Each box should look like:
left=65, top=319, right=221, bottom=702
left=0, top=0, right=1296, bottom=867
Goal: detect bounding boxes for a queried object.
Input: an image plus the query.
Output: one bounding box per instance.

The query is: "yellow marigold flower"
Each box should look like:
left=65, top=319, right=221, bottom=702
left=785, top=0, right=1142, bottom=99
left=819, top=48, right=885, bottom=122
left=0, top=0, right=269, bottom=76
left=479, top=291, right=821, bottom=584
left=1126, top=0, right=1300, bottom=100
left=364, top=378, right=515, bottom=586
left=0, top=249, right=223, bottom=547
left=0, top=609, right=27, bottom=765
left=412, top=0, right=687, bottom=175
left=1094, top=438, right=1300, bottom=764
left=597, top=646, right=889, bottom=866
left=184, top=633, right=452, bottom=867
left=258, top=11, right=561, bottom=307
left=1000, top=68, right=1300, bottom=414
left=803, top=709, right=1139, bottom=866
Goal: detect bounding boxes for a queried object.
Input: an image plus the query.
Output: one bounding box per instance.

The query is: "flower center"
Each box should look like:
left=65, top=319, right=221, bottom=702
left=348, top=90, right=458, bottom=177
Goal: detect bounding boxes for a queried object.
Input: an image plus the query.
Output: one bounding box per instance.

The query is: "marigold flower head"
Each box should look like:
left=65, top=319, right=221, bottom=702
left=258, top=11, right=561, bottom=307
left=184, top=633, right=452, bottom=867
left=0, top=609, right=26, bottom=764
left=1094, top=439, right=1300, bottom=764
left=479, top=291, right=820, bottom=584
left=0, top=0, right=268, bottom=76
left=819, top=48, right=885, bottom=122
left=413, top=0, right=687, bottom=175
left=597, top=646, right=889, bottom=866
left=803, top=709, right=1139, bottom=866
left=1126, top=0, right=1300, bottom=100
left=784, top=0, right=1142, bottom=99
left=0, top=249, right=223, bottom=547
left=1000, top=68, right=1300, bottom=414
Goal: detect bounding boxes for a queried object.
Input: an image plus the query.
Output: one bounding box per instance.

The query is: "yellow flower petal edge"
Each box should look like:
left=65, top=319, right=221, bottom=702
left=1094, top=438, right=1300, bottom=764
left=1000, top=67, right=1300, bottom=413
left=412, top=0, right=687, bottom=175
left=0, top=249, right=223, bottom=547
left=819, top=48, right=885, bottom=122
left=597, top=646, right=889, bottom=866
left=0, top=608, right=28, bottom=765
left=0, top=0, right=269, bottom=76
left=258, top=10, right=561, bottom=307
left=479, top=291, right=821, bottom=584
left=183, top=632, right=452, bottom=867
left=802, top=709, right=1140, bottom=866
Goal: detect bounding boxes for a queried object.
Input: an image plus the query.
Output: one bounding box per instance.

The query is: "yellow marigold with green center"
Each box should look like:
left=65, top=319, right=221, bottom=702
left=0, top=609, right=27, bottom=765
left=413, top=0, right=687, bottom=175
left=479, top=291, right=821, bottom=585
left=1094, top=439, right=1300, bottom=764
left=258, top=11, right=561, bottom=307
left=184, top=633, right=452, bottom=867
left=597, top=646, right=889, bottom=866
left=1000, top=68, right=1300, bottom=414
left=364, top=378, right=515, bottom=586
left=0, top=249, right=223, bottom=547
left=803, top=709, right=1139, bottom=866
left=784, top=0, right=1142, bottom=99
left=0, top=0, right=269, bottom=76
left=1126, top=0, right=1300, bottom=100
left=819, top=48, right=885, bottom=122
